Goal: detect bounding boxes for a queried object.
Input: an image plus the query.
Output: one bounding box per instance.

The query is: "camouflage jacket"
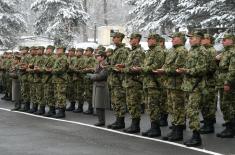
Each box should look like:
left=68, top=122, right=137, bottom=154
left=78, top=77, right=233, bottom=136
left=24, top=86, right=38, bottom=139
left=42, top=54, right=55, bottom=83
left=181, top=46, right=207, bottom=92
left=33, top=55, right=44, bottom=83
left=27, top=55, right=37, bottom=82
left=142, top=45, right=165, bottom=89
left=162, top=45, right=188, bottom=90
left=18, top=54, right=30, bottom=82
left=67, top=56, right=78, bottom=81
left=52, top=55, right=68, bottom=83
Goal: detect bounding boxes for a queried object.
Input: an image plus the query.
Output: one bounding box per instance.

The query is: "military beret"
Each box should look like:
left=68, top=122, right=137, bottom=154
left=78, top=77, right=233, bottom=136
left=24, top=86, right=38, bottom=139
left=111, top=32, right=125, bottom=39
left=95, top=50, right=106, bottom=57
left=223, top=33, right=235, bottom=40
left=19, top=46, right=29, bottom=51
left=46, top=45, right=55, bottom=50
left=85, top=47, right=94, bottom=52
left=147, top=33, right=162, bottom=40
left=129, top=33, right=142, bottom=39
left=96, top=45, right=106, bottom=51
left=187, top=31, right=204, bottom=38
left=68, top=47, right=76, bottom=52
left=76, top=48, right=84, bottom=53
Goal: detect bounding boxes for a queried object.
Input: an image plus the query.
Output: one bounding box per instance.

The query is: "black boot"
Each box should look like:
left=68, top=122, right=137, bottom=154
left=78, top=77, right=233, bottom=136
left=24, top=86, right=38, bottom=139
left=73, top=103, right=83, bottom=113
left=108, top=117, right=125, bottom=129
left=200, top=119, right=214, bottom=134
left=5, top=94, right=11, bottom=101
left=94, top=108, right=105, bottom=126
left=142, top=121, right=161, bottom=137
left=44, top=106, right=56, bottom=117
left=83, top=103, right=93, bottom=115
left=66, top=101, right=76, bottom=111
left=140, top=104, right=145, bottom=114
left=52, top=108, right=66, bottom=118
left=123, top=118, right=140, bottom=133
left=159, top=114, right=168, bottom=127
left=216, top=122, right=234, bottom=138
left=11, top=102, right=21, bottom=111
left=162, top=125, right=175, bottom=140
left=34, top=105, right=45, bottom=115
left=167, top=125, right=184, bottom=141
left=1, top=93, right=8, bottom=100
left=27, top=104, right=38, bottom=113
left=19, top=102, right=31, bottom=112
left=184, top=130, right=202, bottom=147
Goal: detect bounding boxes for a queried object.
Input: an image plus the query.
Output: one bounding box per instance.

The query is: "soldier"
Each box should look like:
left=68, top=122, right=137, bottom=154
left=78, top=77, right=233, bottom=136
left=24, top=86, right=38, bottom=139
left=121, top=33, right=145, bottom=133
left=216, top=33, right=235, bottom=138
left=179, top=31, right=207, bottom=147
left=82, top=47, right=96, bottom=114
left=66, top=47, right=77, bottom=111
left=107, top=32, right=128, bottom=130
left=200, top=34, right=217, bottom=134
left=51, top=46, right=68, bottom=118
left=158, top=32, right=188, bottom=141
left=136, top=33, right=165, bottom=137
left=17, top=46, right=30, bottom=111
left=73, top=48, right=86, bottom=113
left=42, top=45, right=56, bottom=117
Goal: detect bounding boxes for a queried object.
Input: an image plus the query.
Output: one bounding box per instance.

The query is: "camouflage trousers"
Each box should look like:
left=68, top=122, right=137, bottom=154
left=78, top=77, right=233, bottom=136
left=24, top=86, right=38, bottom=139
left=111, top=86, right=126, bottom=117
left=54, top=82, right=67, bottom=108
left=186, top=88, right=203, bottom=131
left=31, top=82, right=43, bottom=105
left=6, top=75, right=12, bottom=96
left=167, top=89, right=185, bottom=126
left=43, top=82, right=55, bottom=107
left=201, top=87, right=217, bottom=120
left=67, top=80, right=76, bottom=102
left=76, top=79, right=85, bottom=105
left=220, top=88, right=235, bottom=122
left=20, top=80, right=30, bottom=103
left=84, top=78, right=93, bottom=104
left=126, top=85, right=142, bottom=119
left=160, top=88, right=168, bottom=115
left=144, top=87, right=161, bottom=122
left=30, top=83, right=36, bottom=104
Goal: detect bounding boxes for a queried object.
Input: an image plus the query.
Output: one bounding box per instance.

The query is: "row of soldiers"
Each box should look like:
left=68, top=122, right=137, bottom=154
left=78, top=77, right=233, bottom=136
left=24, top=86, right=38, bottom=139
left=0, top=31, right=235, bottom=147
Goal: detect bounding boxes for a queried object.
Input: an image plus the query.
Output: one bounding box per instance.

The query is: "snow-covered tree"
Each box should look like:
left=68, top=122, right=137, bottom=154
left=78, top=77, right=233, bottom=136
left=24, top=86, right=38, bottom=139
left=0, top=0, right=26, bottom=49
left=31, top=0, right=89, bottom=47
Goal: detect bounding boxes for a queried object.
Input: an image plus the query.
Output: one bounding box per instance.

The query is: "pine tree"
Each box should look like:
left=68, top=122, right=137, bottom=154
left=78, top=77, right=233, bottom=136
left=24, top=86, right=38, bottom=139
left=31, top=0, right=89, bottom=46
left=0, top=0, right=26, bottom=49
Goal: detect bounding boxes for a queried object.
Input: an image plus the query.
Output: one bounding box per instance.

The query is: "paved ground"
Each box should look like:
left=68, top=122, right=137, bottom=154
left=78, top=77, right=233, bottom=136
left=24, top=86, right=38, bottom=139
left=0, top=96, right=234, bottom=155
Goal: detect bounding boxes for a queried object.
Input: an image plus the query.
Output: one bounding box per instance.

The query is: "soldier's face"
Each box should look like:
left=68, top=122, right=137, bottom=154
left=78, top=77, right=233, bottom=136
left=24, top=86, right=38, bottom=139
left=201, top=38, right=211, bottom=46
left=76, top=51, right=83, bottom=57
left=189, top=36, right=201, bottom=46
left=37, top=50, right=43, bottom=55
left=129, top=37, right=140, bottom=46
left=172, top=37, right=183, bottom=46
left=46, top=49, right=53, bottom=55
left=20, top=50, right=28, bottom=55
left=68, top=51, right=75, bottom=57
left=147, top=38, right=157, bottom=47
left=56, top=48, right=64, bottom=55
left=222, top=39, right=234, bottom=47
left=112, top=36, right=122, bottom=45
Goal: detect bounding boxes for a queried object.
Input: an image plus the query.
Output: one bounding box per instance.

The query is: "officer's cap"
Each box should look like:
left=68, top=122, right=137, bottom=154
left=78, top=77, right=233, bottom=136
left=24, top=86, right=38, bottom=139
left=38, top=46, right=45, bottom=50
left=105, top=48, right=114, bottom=53
left=76, top=48, right=84, bottom=53
left=169, top=32, right=186, bottom=42
left=56, top=46, right=66, bottom=52
left=203, top=33, right=215, bottom=43
left=95, top=50, right=106, bottom=57
left=68, top=47, right=76, bottom=52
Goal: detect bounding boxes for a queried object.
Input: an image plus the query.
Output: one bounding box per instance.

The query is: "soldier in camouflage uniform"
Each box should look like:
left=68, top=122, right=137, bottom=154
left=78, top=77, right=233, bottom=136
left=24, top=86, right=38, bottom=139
left=200, top=34, right=217, bottom=134
left=122, top=33, right=145, bottom=133
left=180, top=31, right=207, bottom=147
left=82, top=47, right=96, bottom=114
left=107, top=32, right=129, bottom=130
left=52, top=46, right=68, bottom=118
left=42, top=45, right=56, bottom=117
left=160, top=32, right=188, bottom=141
left=138, top=33, right=165, bottom=137
left=73, top=48, right=86, bottom=113
left=216, top=33, right=235, bottom=138
left=66, top=47, right=77, bottom=111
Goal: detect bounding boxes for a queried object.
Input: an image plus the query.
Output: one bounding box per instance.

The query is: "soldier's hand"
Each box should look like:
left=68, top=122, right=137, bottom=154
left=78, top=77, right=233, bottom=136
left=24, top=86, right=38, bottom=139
left=216, top=54, right=222, bottom=61
left=176, top=68, right=188, bottom=74
left=224, top=84, right=231, bottom=92
left=131, top=66, right=142, bottom=72
left=115, top=64, right=125, bottom=68
left=153, top=68, right=165, bottom=75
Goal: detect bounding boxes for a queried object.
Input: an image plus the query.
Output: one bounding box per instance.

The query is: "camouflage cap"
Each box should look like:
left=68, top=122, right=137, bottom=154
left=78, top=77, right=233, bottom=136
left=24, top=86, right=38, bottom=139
left=203, top=33, right=215, bottom=43
left=169, top=32, right=186, bottom=42
left=56, top=46, right=66, bottom=51
left=95, top=50, right=106, bottom=57
left=106, top=48, right=114, bottom=53
left=187, top=31, right=204, bottom=38
left=147, top=33, right=162, bottom=40
left=30, top=46, right=37, bottom=50
left=38, top=46, right=45, bottom=50
left=46, top=45, right=55, bottom=50
left=223, top=33, right=235, bottom=41
left=85, top=47, right=94, bottom=52
left=96, top=45, right=106, bottom=51
left=129, top=33, right=142, bottom=39
left=19, top=46, right=29, bottom=51
left=76, top=48, right=84, bottom=53
left=68, top=47, right=76, bottom=52
left=111, top=32, right=125, bottom=39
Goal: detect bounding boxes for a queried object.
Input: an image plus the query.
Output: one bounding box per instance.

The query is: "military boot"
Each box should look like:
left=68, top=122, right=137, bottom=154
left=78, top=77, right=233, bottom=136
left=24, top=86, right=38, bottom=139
left=34, top=105, right=45, bottom=115
left=73, top=103, right=83, bottom=113
left=94, top=108, right=105, bottom=126
left=184, top=130, right=202, bottom=147
left=142, top=121, right=161, bottom=137
left=108, top=117, right=125, bottom=129
left=216, top=122, right=234, bottom=138
left=162, top=125, right=175, bottom=140
left=44, top=106, right=56, bottom=117
left=19, top=102, right=30, bottom=112
left=167, top=125, right=184, bottom=141
left=140, top=103, right=145, bottom=114
left=27, top=103, right=38, bottom=113
left=123, top=118, right=140, bottom=134
left=159, top=114, right=168, bottom=127
left=200, top=119, right=214, bottom=134
left=52, top=108, right=66, bottom=118
left=11, top=102, right=21, bottom=111
left=66, top=101, right=76, bottom=111
left=83, top=103, right=93, bottom=115
left=1, top=93, right=8, bottom=100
